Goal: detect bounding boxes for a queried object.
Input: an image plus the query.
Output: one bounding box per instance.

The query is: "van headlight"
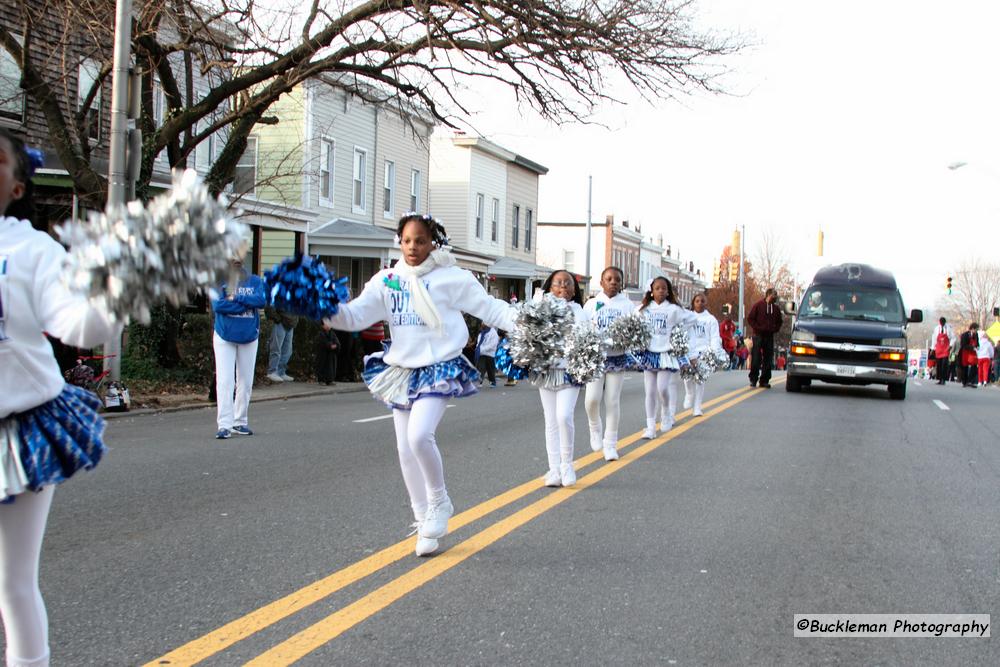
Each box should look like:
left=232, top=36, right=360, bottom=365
left=881, top=337, right=906, bottom=347
left=792, top=330, right=815, bottom=342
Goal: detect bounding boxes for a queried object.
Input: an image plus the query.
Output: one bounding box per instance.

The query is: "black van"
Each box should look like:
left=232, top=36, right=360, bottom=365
left=786, top=264, right=922, bottom=399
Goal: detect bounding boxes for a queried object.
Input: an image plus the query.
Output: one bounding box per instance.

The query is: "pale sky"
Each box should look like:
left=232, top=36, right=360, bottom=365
left=458, top=0, right=1000, bottom=311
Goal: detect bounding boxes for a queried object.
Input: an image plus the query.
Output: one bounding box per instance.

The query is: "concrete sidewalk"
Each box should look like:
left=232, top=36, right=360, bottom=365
left=103, top=380, right=368, bottom=420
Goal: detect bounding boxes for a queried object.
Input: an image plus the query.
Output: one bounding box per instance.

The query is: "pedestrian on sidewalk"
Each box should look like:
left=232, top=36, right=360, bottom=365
left=0, top=129, right=119, bottom=667
left=977, top=330, right=994, bottom=386
left=638, top=276, right=692, bottom=438
left=323, top=214, right=516, bottom=558
left=747, top=288, right=783, bottom=388
left=475, top=324, right=499, bottom=387
left=684, top=292, right=724, bottom=416
left=266, top=308, right=298, bottom=383
left=736, top=336, right=749, bottom=370
left=582, top=266, right=636, bottom=462
left=933, top=317, right=955, bottom=385
left=211, top=256, right=266, bottom=439
left=534, top=270, right=586, bottom=487
left=959, top=322, right=980, bottom=387
left=720, top=312, right=736, bottom=370
left=315, top=322, right=340, bottom=385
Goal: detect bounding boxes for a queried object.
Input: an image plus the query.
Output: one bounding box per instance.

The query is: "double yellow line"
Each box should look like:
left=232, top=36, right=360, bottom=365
left=147, top=381, right=773, bottom=666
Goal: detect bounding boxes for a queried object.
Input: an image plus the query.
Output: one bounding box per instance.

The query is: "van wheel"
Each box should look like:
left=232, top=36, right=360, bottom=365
left=888, top=382, right=906, bottom=400
left=786, top=376, right=803, bottom=393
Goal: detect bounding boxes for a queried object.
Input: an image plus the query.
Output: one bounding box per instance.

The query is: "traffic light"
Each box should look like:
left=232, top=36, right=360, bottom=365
left=946, top=275, right=952, bottom=294
left=730, top=229, right=741, bottom=255
left=729, top=259, right=739, bottom=282
left=712, top=261, right=722, bottom=284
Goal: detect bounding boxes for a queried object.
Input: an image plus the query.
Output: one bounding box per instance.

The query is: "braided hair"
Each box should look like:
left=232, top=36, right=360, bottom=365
left=0, top=127, right=39, bottom=223
left=396, top=213, right=449, bottom=248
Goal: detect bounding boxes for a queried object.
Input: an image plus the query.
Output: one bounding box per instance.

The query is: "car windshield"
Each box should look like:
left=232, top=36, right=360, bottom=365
left=798, top=286, right=905, bottom=323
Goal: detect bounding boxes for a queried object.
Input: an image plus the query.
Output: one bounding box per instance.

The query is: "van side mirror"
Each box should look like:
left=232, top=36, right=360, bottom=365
left=908, top=309, right=923, bottom=323
left=783, top=301, right=796, bottom=315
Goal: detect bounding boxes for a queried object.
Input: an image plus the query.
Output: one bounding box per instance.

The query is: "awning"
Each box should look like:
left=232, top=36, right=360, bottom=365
left=308, top=218, right=396, bottom=258
left=488, top=255, right=556, bottom=281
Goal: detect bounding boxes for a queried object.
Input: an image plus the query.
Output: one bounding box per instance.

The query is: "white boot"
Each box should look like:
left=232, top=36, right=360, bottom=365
left=544, top=467, right=562, bottom=487
left=643, top=419, right=656, bottom=439
left=560, top=461, right=577, bottom=487
left=589, top=421, right=603, bottom=452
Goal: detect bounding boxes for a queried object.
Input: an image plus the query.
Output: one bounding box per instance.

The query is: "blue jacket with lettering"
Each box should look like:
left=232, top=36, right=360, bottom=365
left=213, top=271, right=267, bottom=344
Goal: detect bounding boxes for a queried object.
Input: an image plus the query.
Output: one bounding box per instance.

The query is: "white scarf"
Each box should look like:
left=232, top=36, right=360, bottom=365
left=391, top=247, right=456, bottom=335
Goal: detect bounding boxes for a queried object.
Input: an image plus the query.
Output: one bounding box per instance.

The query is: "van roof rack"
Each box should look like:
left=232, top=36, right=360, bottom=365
left=811, top=263, right=896, bottom=289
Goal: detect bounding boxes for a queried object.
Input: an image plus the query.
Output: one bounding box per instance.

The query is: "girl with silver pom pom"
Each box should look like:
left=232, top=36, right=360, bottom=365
left=581, top=266, right=636, bottom=462
left=637, top=276, right=695, bottom=437
left=0, top=129, right=119, bottom=667
left=683, top=292, right=725, bottom=416
left=322, top=214, right=516, bottom=557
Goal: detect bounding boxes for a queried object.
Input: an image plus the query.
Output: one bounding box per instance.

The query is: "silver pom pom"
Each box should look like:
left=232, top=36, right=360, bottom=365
left=668, top=324, right=690, bottom=358
left=607, top=311, right=651, bottom=353
left=59, top=170, right=249, bottom=324
left=565, top=322, right=606, bottom=384
left=681, top=347, right=727, bottom=384
left=508, top=294, right=573, bottom=373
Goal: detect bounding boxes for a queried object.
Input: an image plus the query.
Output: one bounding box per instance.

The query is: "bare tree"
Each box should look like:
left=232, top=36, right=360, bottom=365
left=751, top=227, right=795, bottom=297
left=948, top=257, right=1000, bottom=327
left=0, top=0, right=741, bottom=208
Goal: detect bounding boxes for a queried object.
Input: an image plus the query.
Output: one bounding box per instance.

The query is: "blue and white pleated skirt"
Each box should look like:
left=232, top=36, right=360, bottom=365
left=530, top=369, right=581, bottom=390
left=637, top=349, right=688, bottom=372
left=363, top=351, right=480, bottom=410
left=604, top=353, right=640, bottom=373
left=1, top=384, right=106, bottom=503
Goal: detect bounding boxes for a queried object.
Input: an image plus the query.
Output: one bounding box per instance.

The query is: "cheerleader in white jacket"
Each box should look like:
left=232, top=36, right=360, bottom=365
left=324, top=214, right=516, bottom=557
left=0, top=129, right=117, bottom=667
left=684, top=293, right=724, bottom=416
left=581, top=267, right=636, bottom=461
left=638, top=277, right=695, bottom=437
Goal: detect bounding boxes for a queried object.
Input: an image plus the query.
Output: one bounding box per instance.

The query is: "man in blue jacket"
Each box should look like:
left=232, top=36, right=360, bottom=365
left=212, top=256, right=266, bottom=439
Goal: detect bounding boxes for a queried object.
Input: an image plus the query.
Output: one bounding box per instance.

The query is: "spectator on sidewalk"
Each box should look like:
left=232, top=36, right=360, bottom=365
left=736, top=337, right=749, bottom=370
left=266, top=308, right=298, bottom=383
left=959, top=322, right=980, bottom=387
left=747, top=288, right=783, bottom=388
left=212, top=256, right=266, bottom=438
left=933, top=317, right=955, bottom=385
left=976, top=328, right=994, bottom=386
left=315, top=322, right=340, bottom=385
left=475, top=324, right=500, bottom=387
left=720, top=313, right=736, bottom=370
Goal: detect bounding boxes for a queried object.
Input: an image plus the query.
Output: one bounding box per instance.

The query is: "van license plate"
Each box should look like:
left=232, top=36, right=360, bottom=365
left=836, top=365, right=856, bottom=377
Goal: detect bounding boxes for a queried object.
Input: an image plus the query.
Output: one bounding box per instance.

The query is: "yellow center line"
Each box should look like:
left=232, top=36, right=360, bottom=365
left=145, top=384, right=756, bottom=666
left=245, top=385, right=767, bottom=666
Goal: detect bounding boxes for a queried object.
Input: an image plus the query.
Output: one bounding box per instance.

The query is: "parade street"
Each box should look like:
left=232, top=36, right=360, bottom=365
left=33, top=373, right=1000, bottom=666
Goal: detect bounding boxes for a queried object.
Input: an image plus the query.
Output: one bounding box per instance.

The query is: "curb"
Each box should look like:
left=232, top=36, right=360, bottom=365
left=102, top=383, right=369, bottom=420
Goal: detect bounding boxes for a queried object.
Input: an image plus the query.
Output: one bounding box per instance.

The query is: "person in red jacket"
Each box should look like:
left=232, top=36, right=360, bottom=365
left=719, top=313, right=737, bottom=369
left=747, top=288, right=783, bottom=388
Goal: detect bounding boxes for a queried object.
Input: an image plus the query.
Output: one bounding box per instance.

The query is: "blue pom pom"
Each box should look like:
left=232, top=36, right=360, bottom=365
left=264, top=254, right=350, bottom=320
left=494, top=338, right=528, bottom=380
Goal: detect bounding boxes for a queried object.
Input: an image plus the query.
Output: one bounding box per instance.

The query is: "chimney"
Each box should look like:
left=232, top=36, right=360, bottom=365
left=657, top=234, right=663, bottom=248
left=606, top=214, right=614, bottom=226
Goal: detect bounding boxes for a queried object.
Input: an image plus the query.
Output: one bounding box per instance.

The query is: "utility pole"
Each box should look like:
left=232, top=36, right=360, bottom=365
left=738, top=224, right=745, bottom=333
left=584, top=175, right=592, bottom=295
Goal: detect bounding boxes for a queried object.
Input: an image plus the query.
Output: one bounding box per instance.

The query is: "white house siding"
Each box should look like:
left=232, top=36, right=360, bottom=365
left=466, top=150, right=507, bottom=256
left=428, top=135, right=472, bottom=247
left=374, top=108, right=432, bottom=232
left=639, top=241, right=665, bottom=292
left=506, top=164, right=539, bottom=262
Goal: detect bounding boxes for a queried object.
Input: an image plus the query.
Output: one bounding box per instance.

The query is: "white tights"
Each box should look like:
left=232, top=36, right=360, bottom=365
left=683, top=378, right=706, bottom=412
left=0, top=486, right=53, bottom=667
left=584, top=371, right=626, bottom=447
left=538, top=386, right=580, bottom=471
left=643, top=370, right=678, bottom=424
left=392, top=397, right=449, bottom=521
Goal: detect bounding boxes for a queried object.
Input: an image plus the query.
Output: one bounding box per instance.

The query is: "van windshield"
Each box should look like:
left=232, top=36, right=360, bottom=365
left=799, top=287, right=905, bottom=323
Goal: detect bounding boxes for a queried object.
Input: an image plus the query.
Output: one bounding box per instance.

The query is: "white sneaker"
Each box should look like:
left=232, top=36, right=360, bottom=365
left=659, top=419, right=674, bottom=432
left=603, top=444, right=619, bottom=461
left=266, top=373, right=284, bottom=382
left=643, top=419, right=656, bottom=439
left=415, top=535, right=439, bottom=556
left=589, top=429, right=603, bottom=452
left=281, top=373, right=295, bottom=382
left=560, top=462, right=577, bottom=487
left=544, top=468, right=562, bottom=487
left=692, top=407, right=704, bottom=417
left=683, top=394, right=692, bottom=409
left=419, top=496, right=454, bottom=539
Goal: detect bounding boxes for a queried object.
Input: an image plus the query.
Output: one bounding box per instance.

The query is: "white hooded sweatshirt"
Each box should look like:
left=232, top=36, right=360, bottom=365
left=641, top=300, right=695, bottom=353
left=581, top=291, right=636, bottom=357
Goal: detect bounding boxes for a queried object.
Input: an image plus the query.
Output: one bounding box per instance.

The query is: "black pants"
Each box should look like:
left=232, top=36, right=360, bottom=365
left=477, top=356, right=496, bottom=385
left=936, top=357, right=949, bottom=384
left=316, top=345, right=338, bottom=384
left=749, top=334, right=775, bottom=386
left=962, top=363, right=978, bottom=387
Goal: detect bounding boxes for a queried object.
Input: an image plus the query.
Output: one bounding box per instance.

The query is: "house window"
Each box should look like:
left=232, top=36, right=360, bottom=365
left=410, top=169, right=421, bottom=211
left=319, top=138, right=335, bottom=205
left=0, top=34, right=24, bottom=122
left=491, top=198, right=499, bottom=242
left=233, top=135, right=257, bottom=195
left=511, top=205, right=520, bottom=249
left=78, top=59, right=102, bottom=141
left=525, top=208, right=533, bottom=251
left=353, top=148, right=367, bottom=212
left=563, top=250, right=575, bottom=272
left=383, top=160, right=395, bottom=217
left=475, top=193, right=484, bottom=239
left=194, top=120, right=214, bottom=172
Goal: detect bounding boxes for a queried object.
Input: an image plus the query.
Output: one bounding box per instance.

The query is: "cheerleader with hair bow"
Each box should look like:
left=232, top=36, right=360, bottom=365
left=683, top=292, right=725, bottom=416
left=323, top=214, right=515, bottom=557
left=0, top=129, right=118, bottom=667
left=637, top=276, right=695, bottom=437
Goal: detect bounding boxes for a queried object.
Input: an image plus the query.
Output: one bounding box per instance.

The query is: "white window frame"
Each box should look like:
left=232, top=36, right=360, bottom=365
left=491, top=198, right=499, bottom=243
left=564, top=249, right=575, bottom=272
left=319, top=137, right=335, bottom=207
left=383, top=159, right=395, bottom=219
left=410, top=169, right=421, bottom=212
left=352, top=147, right=368, bottom=214
left=234, top=135, right=258, bottom=196
left=77, top=59, right=102, bottom=142
left=511, top=204, right=520, bottom=249
left=475, top=193, right=485, bottom=239
left=525, top=208, right=533, bottom=252
left=0, top=33, right=25, bottom=123
left=194, top=119, right=214, bottom=172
